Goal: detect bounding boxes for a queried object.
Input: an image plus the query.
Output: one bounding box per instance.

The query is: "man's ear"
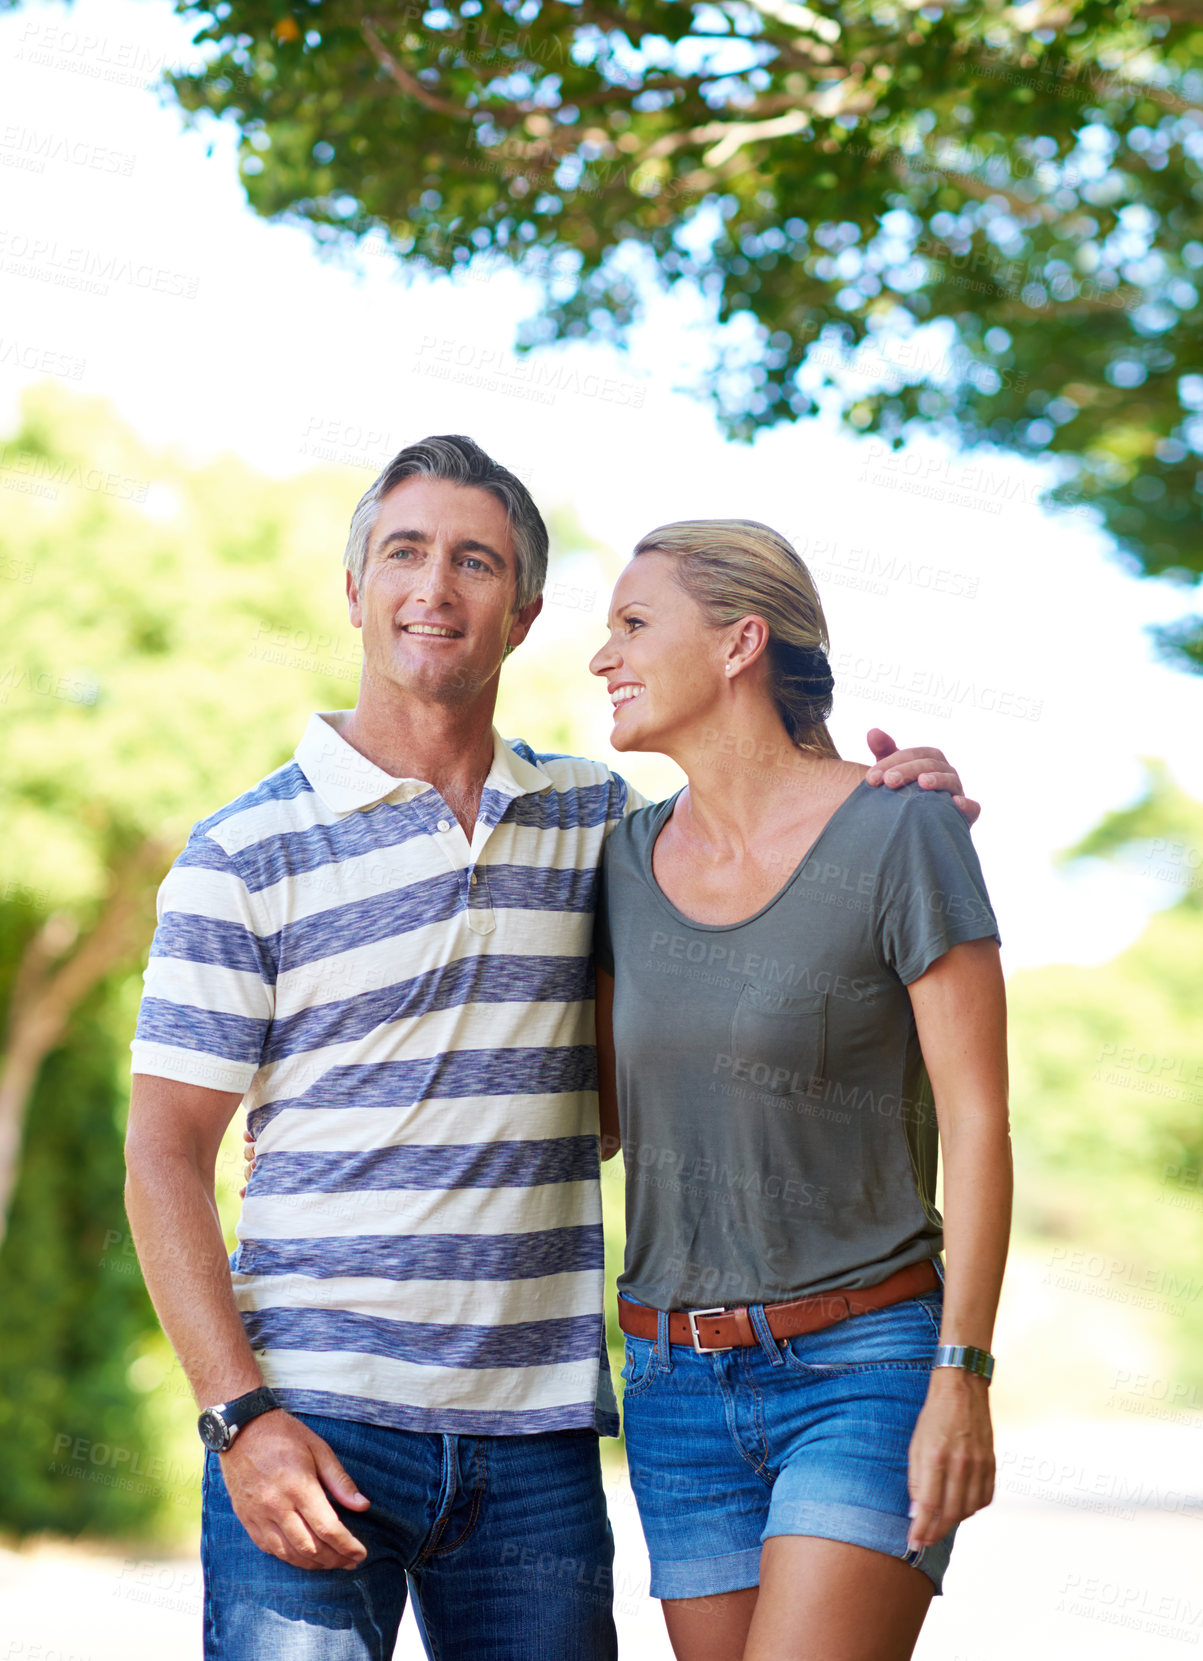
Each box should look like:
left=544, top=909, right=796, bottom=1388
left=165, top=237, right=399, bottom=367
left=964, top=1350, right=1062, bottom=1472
left=506, top=593, right=544, bottom=654
left=346, top=567, right=363, bottom=630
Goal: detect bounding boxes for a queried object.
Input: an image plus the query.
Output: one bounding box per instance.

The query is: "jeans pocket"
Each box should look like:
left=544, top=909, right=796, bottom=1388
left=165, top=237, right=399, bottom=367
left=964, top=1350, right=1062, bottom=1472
left=620, top=1337, right=659, bottom=1399
left=781, top=1294, right=942, bottom=1374
left=729, top=985, right=826, bottom=1097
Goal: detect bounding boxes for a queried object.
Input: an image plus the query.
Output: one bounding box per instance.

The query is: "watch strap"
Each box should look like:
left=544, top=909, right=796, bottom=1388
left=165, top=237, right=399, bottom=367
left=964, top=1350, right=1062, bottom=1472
left=932, top=1343, right=995, bottom=1382
left=198, top=1385, right=282, bottom=1450
left=222, top=1385, right=282, bottom=1429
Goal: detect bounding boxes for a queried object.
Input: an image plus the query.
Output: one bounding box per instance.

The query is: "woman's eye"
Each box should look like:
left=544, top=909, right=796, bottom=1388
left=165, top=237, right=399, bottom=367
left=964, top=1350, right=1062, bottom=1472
left=625, top=616, right=644, bottom=631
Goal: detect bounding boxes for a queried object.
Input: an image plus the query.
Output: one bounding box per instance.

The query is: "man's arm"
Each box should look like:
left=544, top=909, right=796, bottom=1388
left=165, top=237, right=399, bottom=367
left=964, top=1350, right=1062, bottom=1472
left=865, top=728, right=981, bottom=827
left=125, top=1075, right=370, bottom=1570
left=595, top=968, right=620, bottom=1161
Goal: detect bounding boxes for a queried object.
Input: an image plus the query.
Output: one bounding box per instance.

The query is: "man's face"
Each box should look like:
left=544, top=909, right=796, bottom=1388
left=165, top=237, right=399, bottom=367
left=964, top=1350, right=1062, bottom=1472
left=347, top=476, right=541, bottom=704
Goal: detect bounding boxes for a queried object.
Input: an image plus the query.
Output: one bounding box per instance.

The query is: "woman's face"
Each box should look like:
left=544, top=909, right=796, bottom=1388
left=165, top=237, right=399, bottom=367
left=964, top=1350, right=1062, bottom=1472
left=589, top=552, right=728, bottom=755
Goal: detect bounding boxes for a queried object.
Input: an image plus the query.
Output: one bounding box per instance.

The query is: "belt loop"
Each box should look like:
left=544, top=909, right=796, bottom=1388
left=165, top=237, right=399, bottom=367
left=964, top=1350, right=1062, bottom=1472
left=934, top=1255, right=946, bottom=1286
left=656, top=1307, right=674, bottom=1374
left=748, top=1303, right=784, bottom=1366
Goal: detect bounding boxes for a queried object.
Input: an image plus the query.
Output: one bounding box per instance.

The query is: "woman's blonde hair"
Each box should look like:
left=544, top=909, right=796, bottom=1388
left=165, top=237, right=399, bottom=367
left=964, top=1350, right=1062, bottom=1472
left=633, top=518, right=838, bottom=757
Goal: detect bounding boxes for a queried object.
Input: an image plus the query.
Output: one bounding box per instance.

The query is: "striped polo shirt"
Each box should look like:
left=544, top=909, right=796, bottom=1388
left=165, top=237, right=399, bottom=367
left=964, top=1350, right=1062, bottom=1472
left=131, top=711, right=640, bottom=1437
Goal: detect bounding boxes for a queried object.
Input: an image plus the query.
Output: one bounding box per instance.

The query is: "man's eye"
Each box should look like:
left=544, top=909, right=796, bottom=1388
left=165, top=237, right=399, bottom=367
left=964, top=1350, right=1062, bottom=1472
left=388, top=547, right=416, bottom=559
left=461, top=557, right=489, bottom=573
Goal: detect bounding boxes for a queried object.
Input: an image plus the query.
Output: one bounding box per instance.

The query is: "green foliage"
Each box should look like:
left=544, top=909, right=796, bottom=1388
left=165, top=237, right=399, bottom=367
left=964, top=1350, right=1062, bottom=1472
left=158, top=0, right=1203, bottom=657
left=0, top=918, right=166, bottom=1538
left=1007, top=763, right=1203, bottom=1378
left=0, top=383, right=363, bottom=908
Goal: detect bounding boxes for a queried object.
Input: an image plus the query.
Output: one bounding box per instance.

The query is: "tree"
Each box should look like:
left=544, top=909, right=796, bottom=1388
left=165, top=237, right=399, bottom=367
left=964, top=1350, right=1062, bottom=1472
left=150, top=0, right=1203, bottom=664
left=0, top=384, right=362, bottom=1239
left=1007, top=762, right=1203, bottom=1380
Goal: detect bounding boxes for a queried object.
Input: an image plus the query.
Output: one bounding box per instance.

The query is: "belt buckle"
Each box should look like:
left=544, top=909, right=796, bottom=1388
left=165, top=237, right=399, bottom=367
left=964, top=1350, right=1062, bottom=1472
left=687, top=1307, right=733, bottom=1354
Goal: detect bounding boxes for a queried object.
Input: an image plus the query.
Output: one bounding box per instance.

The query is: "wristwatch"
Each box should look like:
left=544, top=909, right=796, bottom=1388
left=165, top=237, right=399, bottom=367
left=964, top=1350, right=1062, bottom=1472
left=197, top=1385, right=282, bottom=1451
left=932, top=1344, right=995, bottom=1383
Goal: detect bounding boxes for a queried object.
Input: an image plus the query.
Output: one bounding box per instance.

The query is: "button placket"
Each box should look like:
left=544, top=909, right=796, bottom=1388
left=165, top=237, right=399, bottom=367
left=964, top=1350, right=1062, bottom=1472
left=466, top=863, right=495, bottom=935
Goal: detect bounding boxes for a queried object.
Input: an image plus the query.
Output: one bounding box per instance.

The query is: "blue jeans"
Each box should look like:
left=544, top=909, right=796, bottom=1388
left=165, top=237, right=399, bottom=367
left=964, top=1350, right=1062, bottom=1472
left=621, top=1287, right=955, bottom=1599
left=201, top=1415, right=617, bottom=1660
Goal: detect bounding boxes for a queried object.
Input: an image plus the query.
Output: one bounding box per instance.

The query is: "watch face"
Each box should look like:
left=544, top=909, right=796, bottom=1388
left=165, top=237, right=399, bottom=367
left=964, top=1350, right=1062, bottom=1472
left=198, top=1409, right=230, bottom=1452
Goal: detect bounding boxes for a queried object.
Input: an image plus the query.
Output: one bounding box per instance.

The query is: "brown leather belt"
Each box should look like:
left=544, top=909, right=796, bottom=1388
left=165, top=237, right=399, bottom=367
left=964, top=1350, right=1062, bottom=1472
left=617, top=1258, right=940, bottom=1352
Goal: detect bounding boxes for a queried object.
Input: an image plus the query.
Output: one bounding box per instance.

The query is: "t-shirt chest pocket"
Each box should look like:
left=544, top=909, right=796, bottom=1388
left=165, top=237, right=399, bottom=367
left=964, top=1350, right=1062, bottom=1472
left=729, top=984, right=827, bottom=1097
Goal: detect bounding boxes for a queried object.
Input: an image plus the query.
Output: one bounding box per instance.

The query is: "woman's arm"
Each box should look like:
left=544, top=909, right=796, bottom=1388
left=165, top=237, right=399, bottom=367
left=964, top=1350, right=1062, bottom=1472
left=596, top=967, right=621, bottom=1160
left=904, top=936, right=1012, bottom=1551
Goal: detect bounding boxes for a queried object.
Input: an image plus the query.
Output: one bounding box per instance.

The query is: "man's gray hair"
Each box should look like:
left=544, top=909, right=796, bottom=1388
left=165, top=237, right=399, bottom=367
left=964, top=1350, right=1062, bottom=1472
left=344, top=435, right=548, bottom=609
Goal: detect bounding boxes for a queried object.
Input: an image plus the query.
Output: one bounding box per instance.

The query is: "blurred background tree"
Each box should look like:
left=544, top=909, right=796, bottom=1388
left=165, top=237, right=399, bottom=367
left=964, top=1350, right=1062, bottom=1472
left=143, top=0, right=1203, bottom=666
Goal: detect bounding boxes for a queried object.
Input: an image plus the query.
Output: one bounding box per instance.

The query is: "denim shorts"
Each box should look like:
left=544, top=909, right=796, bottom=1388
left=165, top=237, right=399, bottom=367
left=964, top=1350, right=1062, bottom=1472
left=619, top=1285, right=955, bottom=1600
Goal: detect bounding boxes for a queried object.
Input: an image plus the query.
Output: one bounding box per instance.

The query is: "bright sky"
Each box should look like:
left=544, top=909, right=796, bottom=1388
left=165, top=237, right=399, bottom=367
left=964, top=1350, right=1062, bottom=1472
left=3, top=0, right=1200, bottom=973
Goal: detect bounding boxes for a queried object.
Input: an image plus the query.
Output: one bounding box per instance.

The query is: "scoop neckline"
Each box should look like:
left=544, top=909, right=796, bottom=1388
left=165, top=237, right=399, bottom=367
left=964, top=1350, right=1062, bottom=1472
left=642, top=779, right=872, bottom=934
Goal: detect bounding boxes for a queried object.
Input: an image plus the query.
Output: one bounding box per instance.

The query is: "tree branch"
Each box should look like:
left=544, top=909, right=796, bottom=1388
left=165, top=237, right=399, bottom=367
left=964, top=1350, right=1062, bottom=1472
left=361, top=18, right=478, bottom=120
left=0, top=836, right=173, bottom=1243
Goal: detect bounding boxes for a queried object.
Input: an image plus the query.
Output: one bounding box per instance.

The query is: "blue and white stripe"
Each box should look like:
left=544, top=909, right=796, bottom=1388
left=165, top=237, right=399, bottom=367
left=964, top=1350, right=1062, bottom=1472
left=132, top=711, right=640, bottom=1436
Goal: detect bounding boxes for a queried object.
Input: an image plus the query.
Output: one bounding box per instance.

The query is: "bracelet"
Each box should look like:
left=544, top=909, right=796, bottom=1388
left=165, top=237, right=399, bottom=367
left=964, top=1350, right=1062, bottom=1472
left=932, top=1343, right=994, bottom=1383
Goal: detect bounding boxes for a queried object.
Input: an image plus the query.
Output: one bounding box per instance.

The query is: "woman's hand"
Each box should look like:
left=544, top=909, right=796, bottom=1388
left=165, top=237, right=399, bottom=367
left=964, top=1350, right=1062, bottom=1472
left=906, top=1369, right=995, bottom=1550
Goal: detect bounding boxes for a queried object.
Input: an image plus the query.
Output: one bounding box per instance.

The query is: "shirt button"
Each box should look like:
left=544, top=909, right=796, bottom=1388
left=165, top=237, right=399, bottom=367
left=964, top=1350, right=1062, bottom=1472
left=470, top=872, right=478, bottom=886
left=436, top=819, right=451, bottom=833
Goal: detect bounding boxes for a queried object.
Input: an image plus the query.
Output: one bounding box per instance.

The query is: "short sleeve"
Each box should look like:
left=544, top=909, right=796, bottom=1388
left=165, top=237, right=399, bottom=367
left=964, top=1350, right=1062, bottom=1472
left=130, top=829, right=276, bottom=1092
left=873, top=790, right=1000, bottom=986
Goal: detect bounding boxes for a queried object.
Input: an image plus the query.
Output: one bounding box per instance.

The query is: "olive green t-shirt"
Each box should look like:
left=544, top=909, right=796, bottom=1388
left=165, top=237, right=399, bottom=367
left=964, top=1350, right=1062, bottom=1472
left=594, top=781, right=1000, bottom=1310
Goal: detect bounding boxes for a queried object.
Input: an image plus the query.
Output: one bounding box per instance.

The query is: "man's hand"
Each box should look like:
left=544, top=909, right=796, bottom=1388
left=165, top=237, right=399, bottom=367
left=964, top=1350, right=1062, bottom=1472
left=220, top=1411, right=371, bottom=1571
left=865, top=728, right=981, bottom=827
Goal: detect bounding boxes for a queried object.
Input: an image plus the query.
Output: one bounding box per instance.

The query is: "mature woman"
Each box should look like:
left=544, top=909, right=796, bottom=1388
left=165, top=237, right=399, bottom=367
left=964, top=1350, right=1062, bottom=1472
left=589, top=520, right=1010, bottom=1661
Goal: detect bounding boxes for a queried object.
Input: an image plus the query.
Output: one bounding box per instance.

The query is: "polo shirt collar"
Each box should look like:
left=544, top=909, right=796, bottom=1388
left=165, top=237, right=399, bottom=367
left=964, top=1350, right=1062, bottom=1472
left=295, top=712, right=553, bottom=815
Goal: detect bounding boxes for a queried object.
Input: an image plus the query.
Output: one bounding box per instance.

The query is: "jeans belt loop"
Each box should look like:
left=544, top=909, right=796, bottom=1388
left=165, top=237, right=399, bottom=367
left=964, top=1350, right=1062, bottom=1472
left=656, top=1306, right=674, bottom=1374
left=748, top=1302, right=784, bottom=1366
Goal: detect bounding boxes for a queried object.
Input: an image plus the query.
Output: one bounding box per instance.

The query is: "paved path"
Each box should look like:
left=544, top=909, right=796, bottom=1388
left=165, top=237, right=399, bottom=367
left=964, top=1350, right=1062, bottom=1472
left=3, top=1421, right=1200, bottom=1659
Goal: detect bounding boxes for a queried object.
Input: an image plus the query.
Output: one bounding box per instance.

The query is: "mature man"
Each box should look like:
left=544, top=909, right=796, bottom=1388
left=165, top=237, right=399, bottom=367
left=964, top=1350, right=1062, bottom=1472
left=125, top=435, right=976, bottom=1660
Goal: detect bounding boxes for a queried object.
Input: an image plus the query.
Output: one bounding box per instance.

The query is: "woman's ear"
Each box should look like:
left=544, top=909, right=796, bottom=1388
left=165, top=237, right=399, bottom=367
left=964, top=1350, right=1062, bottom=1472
left=726, top=615, right=771, bottom=678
